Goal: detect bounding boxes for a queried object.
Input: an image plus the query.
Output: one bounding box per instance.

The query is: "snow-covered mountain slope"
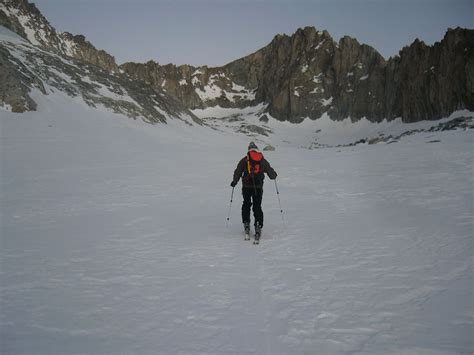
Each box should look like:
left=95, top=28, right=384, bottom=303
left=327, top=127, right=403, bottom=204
left=192, top=104, right=474, bottom=148
left=0, top=26, right=200, bottom=124
left=0, top=0, right=118, bottom=72
left=1, top=88, right=473, bottom=354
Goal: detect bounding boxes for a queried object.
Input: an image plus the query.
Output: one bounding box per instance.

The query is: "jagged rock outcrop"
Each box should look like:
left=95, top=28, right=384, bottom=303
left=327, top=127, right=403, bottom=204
left=0, top=45, right=45, bottom=112
left=0, top=0, right=118, bottom=72
left=225, top=28, right=340, bottom=122
left=120, top=60, right=258, bottom=110
left=122, top=26, right=473, bottom=123
left=384, top=27, right=474, bottom=122
left=58, top=32, right=119, bottom=73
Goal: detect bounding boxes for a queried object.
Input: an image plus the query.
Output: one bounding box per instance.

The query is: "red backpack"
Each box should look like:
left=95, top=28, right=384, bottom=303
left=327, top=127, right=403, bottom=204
left=247, top=150, right=263, bottom=176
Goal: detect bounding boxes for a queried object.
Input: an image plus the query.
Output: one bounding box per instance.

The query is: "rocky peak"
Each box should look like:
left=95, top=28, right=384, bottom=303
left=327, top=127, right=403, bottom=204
left=441, top=27, right=470, bottom=46
left=0, top=0, right=118, bottom=72
left=398, top=38, right=429, bottom=60
left=59, top=32, right=118, bottom=72
left=384, top=27, right=474, bottom=121
left=0, top=0, right=58, bottom=47
left=268, top=26, right=334, bottom=57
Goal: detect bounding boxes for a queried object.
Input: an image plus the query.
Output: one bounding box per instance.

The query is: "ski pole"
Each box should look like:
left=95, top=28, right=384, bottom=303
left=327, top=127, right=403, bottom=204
left=274, top=179, right=285, bottom=226
left=226, top=186, right=235, bottom=227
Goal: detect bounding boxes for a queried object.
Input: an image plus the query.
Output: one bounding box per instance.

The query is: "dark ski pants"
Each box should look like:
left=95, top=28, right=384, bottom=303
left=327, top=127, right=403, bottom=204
left=242, top=187, right=263, bottom=228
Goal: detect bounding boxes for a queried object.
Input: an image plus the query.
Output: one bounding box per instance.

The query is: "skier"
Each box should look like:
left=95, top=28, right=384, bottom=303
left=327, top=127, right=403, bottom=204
left=230, top=142, right=277, bottom=243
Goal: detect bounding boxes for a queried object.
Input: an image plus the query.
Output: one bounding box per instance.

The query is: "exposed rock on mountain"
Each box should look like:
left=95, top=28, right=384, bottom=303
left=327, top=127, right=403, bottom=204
left=0, top=44, right=44, bottom=112
left=0, top=27, right=200, bottom=124
left=120, top=60, right=258, bottom=110
left=385, top=27, right=474, bottom=122
left=0, top=0, right=118, bottom=72
left=122, top=26, right=473, bottom=123
left=0, top=0, right=202, bottom=123
left=1, top=0, right=472, bottom=125
left=57, top=32, right=119, bottom=73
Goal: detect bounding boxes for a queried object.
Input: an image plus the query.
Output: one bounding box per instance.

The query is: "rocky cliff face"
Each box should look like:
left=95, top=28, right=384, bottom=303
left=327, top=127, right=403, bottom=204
left=120, top=60, right=259, bottom=110
left=0, top=44, right=45, bottom=112
left=120, top=27, right=386, bottom=122
left=224, top=28, right=389, bottom=122
left=122, top=27, right=473, bottom=123
left=0, top=0, right=118, bottom=72
left=384, top=27, right=474, bottom=122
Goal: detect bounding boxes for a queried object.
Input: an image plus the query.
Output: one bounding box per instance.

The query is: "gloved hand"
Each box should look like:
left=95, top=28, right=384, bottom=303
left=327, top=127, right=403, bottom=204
left=230, top=181, right=237, bottom=187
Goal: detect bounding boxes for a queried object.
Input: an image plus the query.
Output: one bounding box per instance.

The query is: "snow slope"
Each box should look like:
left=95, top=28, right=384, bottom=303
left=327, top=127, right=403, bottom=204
left=192, top=104, right=473, bottom=149
left=1, top=90, right=473, bottom=354
left=0, top=26, right=197, bottom=124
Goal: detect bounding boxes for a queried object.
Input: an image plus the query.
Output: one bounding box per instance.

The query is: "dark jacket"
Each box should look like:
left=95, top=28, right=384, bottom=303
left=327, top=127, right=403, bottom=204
left=232, top=154, right=277, bottom=188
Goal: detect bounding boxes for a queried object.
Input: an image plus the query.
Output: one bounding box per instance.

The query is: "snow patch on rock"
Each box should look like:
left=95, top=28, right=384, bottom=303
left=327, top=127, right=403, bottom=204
left=321, top=97, right=333, bottom=107
left=195, top=83, right=222, bottom=101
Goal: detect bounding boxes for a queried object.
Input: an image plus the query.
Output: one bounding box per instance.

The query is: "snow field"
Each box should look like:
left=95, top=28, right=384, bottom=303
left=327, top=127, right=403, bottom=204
left=192, top=104, right=472, bottom=149
left=1, top=91, right=473, bottom=354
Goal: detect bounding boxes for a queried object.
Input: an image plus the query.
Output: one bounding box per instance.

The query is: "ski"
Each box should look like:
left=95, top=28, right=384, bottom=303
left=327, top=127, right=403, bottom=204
left=253, top=231, right=261, bottom=244
left=244, top=223, right=250, bottom=240
left=253, top=224, right=262, bottom=244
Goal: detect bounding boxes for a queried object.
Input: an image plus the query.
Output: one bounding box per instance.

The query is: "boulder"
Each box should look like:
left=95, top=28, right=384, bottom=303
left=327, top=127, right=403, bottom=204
left=263, top=144, right=276, bottom=151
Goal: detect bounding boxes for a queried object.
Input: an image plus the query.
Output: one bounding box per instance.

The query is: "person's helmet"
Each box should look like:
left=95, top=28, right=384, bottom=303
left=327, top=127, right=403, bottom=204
left=248, top=142, right=258, bottom=151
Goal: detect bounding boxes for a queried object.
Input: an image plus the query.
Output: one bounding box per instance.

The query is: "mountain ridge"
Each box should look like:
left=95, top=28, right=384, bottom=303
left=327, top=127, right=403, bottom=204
left=1, top=0, right=473, bottom=124
left=0, top=25, right=200, bottom=125
left=121, top=26, right=473, bottom=123
left=0, top=0, right=118, bottom=72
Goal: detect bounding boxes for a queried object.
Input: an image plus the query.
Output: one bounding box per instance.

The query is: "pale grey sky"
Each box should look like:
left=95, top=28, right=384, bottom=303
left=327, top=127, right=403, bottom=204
left=34, top=0, right=473, bottom=67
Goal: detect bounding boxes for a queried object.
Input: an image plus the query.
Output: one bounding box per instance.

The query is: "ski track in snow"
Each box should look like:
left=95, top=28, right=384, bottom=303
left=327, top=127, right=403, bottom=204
left=1, top=92, right=473, bottom=354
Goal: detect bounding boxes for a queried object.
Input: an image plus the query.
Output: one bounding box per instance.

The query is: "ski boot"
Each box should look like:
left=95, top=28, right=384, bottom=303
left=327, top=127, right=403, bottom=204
left=244, top=222, right=250, bottom=240
left=254, top=223, right=262, bottom=244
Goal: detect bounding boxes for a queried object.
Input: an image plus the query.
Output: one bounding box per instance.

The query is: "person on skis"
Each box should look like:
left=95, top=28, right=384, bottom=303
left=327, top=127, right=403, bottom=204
left=230, top=142, right=277, bottom=241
